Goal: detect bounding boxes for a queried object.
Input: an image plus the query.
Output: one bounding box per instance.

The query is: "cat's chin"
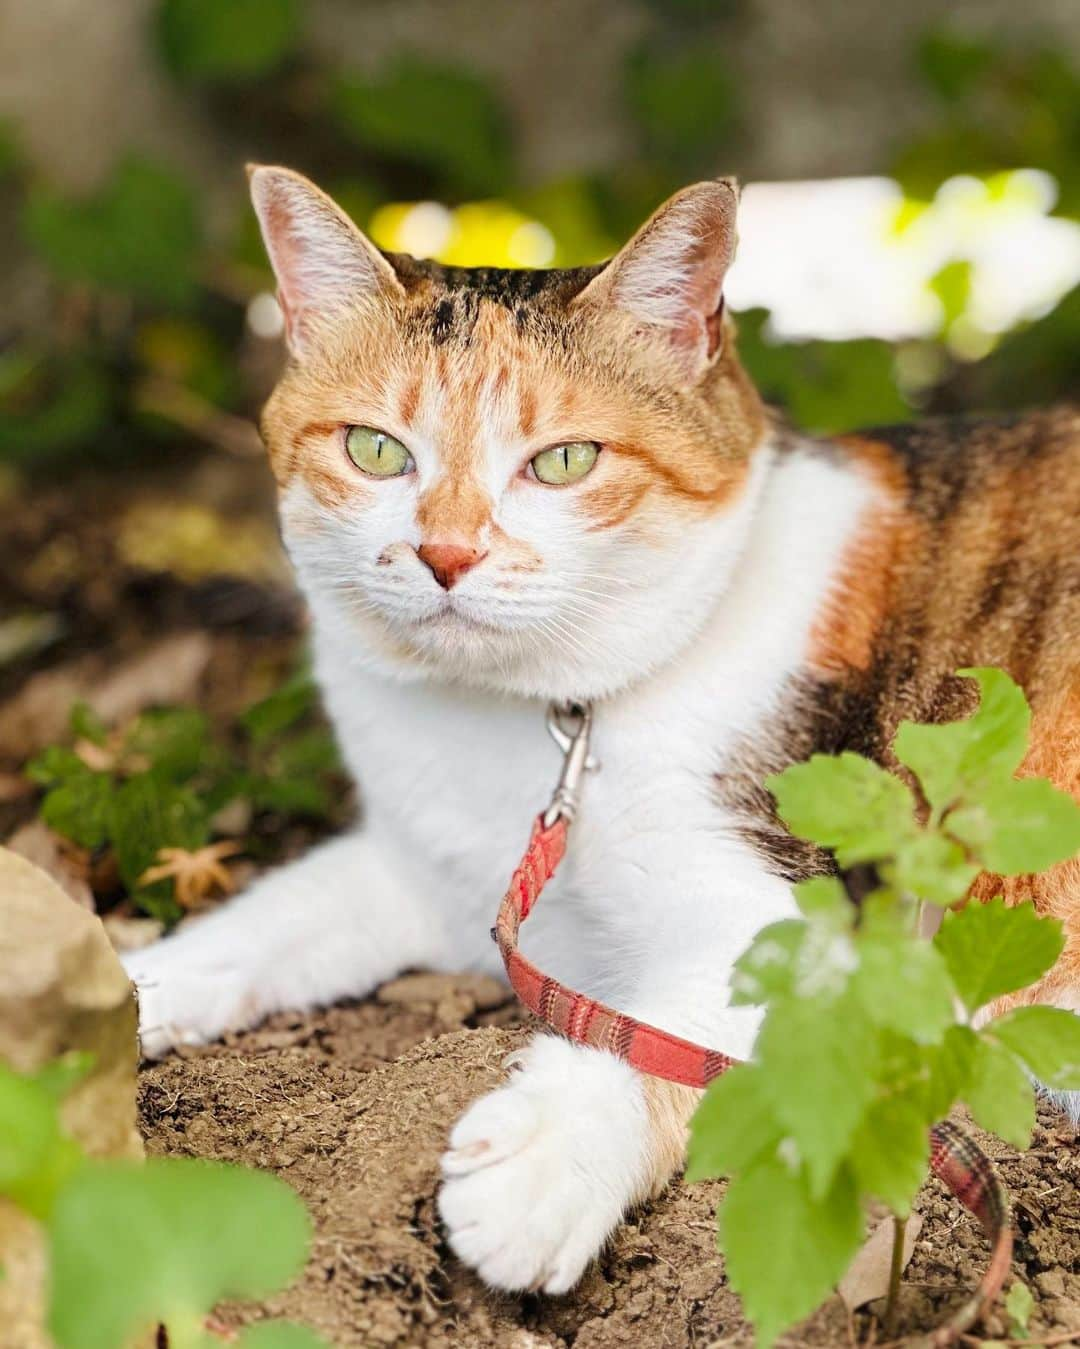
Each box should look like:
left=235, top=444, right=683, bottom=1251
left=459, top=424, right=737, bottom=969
left=334, top=600, right=607, bottom=701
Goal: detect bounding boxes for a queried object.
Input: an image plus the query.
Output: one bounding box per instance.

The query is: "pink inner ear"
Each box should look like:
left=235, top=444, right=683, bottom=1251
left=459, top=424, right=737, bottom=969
left=672, top=239, right=728, bottom=362
left=599, top=182, right=738, bottom=374
left=276, top=288, right=298, bottom=348
left=704, top=296, right=725, bottom=360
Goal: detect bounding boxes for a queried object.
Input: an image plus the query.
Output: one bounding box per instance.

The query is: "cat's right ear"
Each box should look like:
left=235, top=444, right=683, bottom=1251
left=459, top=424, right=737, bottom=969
left=572, top=178, right=739, bottom=383
left=247, top=164, right=405, bottom=357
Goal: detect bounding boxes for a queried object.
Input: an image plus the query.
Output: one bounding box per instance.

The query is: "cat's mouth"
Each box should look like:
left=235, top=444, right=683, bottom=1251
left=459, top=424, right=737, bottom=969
left=414, top=595, right=513, bottom=636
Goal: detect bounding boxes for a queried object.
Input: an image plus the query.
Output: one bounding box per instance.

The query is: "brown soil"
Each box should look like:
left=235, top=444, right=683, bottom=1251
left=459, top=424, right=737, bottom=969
left=138, top=974, right=1080, bottom=1349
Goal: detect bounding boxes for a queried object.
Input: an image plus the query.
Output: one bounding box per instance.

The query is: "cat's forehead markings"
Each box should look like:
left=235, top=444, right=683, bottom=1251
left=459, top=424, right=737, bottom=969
left=518, top=386, right=538, bottom=440
left=398, top=374, right=422, bottom=427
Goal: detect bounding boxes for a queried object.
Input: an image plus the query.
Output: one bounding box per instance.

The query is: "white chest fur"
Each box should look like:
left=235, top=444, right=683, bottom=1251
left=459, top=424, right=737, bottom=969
left=307, top=447, right=872, bottom=1043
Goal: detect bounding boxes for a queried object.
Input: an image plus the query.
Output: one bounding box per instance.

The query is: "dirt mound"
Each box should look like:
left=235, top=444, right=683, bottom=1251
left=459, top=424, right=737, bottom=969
left=138, top=977, right=1080, bottom=1348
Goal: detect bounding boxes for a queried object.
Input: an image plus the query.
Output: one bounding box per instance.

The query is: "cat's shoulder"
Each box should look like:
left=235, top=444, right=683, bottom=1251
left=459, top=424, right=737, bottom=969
left=829, top=404, right=1080, bottom=518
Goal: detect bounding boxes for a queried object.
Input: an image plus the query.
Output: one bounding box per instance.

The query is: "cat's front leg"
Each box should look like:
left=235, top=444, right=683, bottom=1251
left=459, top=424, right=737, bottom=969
left=123, top=829, right=445, bottom=1058
left=437, top=861, right=785, bottom=1292
left=438, top=1033, right=701, bottom=1293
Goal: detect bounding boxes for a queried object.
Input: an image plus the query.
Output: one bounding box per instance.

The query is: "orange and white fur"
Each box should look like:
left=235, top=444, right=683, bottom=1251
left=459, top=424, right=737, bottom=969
left=125, top=167, right=1080, bottom=1294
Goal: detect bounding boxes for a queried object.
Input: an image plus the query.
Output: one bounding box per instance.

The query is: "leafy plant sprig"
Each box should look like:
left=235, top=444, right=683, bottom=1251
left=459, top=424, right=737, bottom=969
left=0, top=1055, right=328, bottom=1349
left=23, top=666, right=344, bottom=924
left=687, top=668, right=1080, bottom=1347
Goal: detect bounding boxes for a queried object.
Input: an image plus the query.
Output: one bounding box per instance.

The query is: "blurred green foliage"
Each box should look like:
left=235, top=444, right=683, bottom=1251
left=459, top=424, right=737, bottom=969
left=900, top=28, right=1080, bottom=214
left=157, top=0, right=302, bottom=81
left=0, top=1057, right=328, bottom=1347
left=332, top=58, right=513, bottom=197
left=23, top=158, right=202, bottom=307
left=2, top=3, right=1078, bottom=476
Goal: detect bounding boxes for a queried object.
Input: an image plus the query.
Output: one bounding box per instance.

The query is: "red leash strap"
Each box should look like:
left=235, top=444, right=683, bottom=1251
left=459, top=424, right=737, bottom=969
left=493, top=704, right=1014, bottom=1341
left=494, top=816, right=737, bottom=1088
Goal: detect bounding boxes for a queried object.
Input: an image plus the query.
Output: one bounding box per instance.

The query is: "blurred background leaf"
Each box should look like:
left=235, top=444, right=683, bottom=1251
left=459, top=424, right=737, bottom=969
left=331, top=58, right=513, bottom=197
left=23, top=158, right=202, bottom=308
left=157, top=0, right=303, bottom=82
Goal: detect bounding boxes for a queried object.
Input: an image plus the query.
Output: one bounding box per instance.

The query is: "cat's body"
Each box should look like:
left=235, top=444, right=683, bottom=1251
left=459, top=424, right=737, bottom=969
left=125, top=168, right=1080, bottom=1295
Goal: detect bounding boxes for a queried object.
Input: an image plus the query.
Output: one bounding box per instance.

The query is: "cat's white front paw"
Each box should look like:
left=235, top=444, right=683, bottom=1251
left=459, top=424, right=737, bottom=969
left=122, top=935, right=264, bottom=1059
left=438, top=1036, right=652, bottom=1294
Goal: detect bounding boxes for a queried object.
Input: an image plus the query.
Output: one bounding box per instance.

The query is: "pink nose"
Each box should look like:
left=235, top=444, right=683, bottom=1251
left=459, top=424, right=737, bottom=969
left=416, top=542, right=486, bottom=590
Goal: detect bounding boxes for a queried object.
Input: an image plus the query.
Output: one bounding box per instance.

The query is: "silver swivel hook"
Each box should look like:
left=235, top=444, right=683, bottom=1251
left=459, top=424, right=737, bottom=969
left=543, top=702, right=599, bottom=827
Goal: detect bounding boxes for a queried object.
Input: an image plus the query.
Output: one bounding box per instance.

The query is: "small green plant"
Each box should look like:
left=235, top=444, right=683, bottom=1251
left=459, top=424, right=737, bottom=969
left=24, top=667, right=343, bottom=924
left=0, top=1055, right=328, bottom=1348
left=687, top=668, right=1080, bottom=1347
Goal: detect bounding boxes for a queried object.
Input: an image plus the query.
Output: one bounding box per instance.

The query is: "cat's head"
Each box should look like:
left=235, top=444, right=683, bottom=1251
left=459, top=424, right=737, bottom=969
left=251, top=166, right=768, bottom=700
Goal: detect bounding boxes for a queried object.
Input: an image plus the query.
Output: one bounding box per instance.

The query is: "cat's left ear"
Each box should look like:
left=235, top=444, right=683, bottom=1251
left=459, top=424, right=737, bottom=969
left=572, top=179, right=739, bottom=382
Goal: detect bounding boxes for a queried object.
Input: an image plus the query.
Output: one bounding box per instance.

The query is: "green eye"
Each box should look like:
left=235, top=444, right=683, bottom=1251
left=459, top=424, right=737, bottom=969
left=530, top=441, right=599, bottom=486
left=345, top=426, right=414, bottom=477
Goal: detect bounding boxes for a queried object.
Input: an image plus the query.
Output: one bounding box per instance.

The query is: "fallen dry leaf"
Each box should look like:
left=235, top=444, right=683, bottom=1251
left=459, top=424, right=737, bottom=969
left=0, top=773, right=34, bottom=804
left=0, top=631, right=212, bottom=760
left=837, top=1212, right=923, bottom=1312
left=4, top=820, right=94, bottom=910
left=93, top=631, right=214, bottom=726
left=139, top=840, right=243, bottom=909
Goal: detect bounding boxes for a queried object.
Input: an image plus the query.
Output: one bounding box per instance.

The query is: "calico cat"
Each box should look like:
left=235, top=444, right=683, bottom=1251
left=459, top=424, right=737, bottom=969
left=124, top=166, right=1080, bottom=1294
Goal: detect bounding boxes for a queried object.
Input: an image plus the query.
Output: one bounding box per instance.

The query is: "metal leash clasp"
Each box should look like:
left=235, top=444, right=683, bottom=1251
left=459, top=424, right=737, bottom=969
left=543, top=701, right=598, bottom=827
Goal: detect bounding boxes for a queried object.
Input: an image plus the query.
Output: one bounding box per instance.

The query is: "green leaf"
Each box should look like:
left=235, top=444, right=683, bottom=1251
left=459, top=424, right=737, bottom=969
left=0, top=350, right=111, bottom=467
left=47, top=1158, right=312, bottom=1349
left=917, top=27, right=995, bottom=102
left=624, top=43, right=737, bottom=167
left=332, top=60, right=512, bottom=198
left=793, top=875, right=850, bottom=919
left=935, top=899, right=1064, bottom=1013
left=719, top=1155, right=863, bottom=1349
left=24, top=745, right=88, bottom=787
left=884, top=831, right=980, bottom=906
left=756, top=992, right=879, bottom=1197
left=893, top=667, right=1030, bottom=814
left=157, top=0, right=302, bottom=82
left=947, top=776, right=1080, bottom=874
left=236, top=1325, right=332, bottom=1349
left=0, top=1067, right=56, bottom=1192
left=240, top=670, right=317, bottom=745
left=23, top=157, right=202, bottom=308
left=736, top=312, right=909, bottom=434
left=767, top=753, right=917, bottom=866
left=732, top=912, right=858, bottom=1008
left=1004, top=1280, right=1034, bottom=1336
left=686, top=1064, right=782, bottom=1181
left=272, top=728, right=341, bottom=778
left=245, top=773, right=332, bottom=819
left=850, top=1096, right=929, bottom=1217
left=125, top=707, right=213, bottom=783
left=106, top=774, right=210, bottom=890
left=41, top=771, right=114, bottom=849
left=965, top=1037, right=1034, bottom=1148
left=989, top=1006, right=1080, bottom=1091
left=929, top=259, right=974, bottom=334
left=923, top=1025, right=979, bottom=1121
left=729, top=920, right=806, bottom=1006
left=0, top=1065, right=84, bottom=1220
left=853, top=924, right=955, bottom=1044
left=29, top=1052, right=95, bottom=1103
left=69, top=701, right=107, bottom=747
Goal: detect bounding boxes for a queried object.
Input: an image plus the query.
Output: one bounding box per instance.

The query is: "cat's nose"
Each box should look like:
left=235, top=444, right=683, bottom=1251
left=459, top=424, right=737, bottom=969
left=416, top=542, right=487, bottom=590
